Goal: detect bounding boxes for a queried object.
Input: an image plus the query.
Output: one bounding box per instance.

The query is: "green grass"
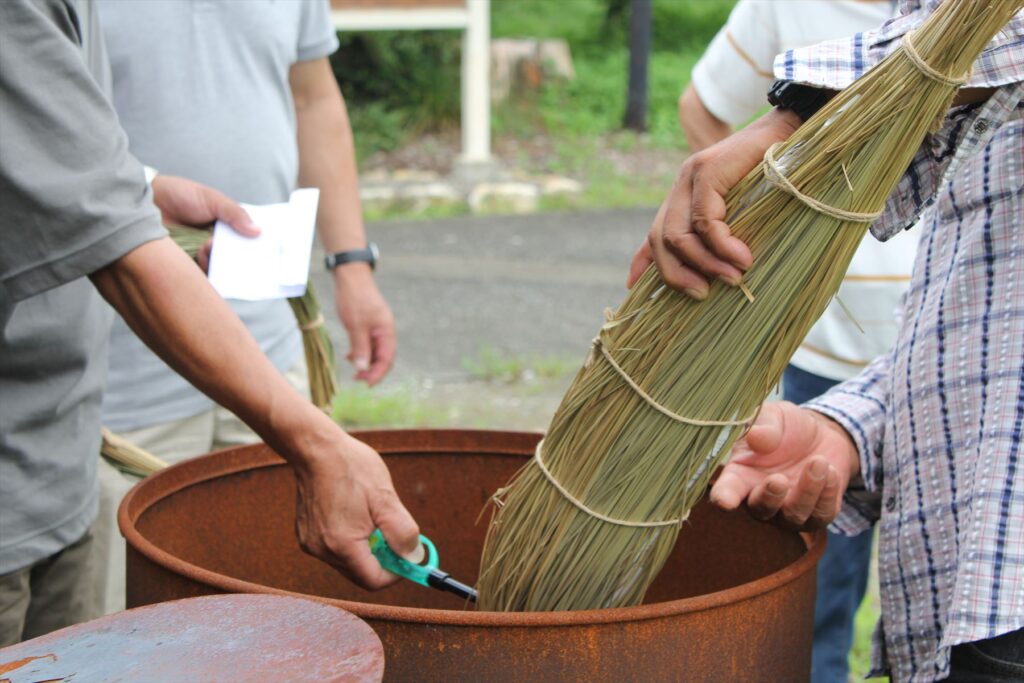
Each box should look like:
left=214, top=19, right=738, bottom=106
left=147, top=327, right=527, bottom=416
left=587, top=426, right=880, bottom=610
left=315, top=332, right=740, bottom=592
left=331, top=384, right=448, bottom=428
left=849, top=541, right=889, bottom=682
left=462, top=344, right=578, bottom=383
left=362, top=199, right=470, bottom=223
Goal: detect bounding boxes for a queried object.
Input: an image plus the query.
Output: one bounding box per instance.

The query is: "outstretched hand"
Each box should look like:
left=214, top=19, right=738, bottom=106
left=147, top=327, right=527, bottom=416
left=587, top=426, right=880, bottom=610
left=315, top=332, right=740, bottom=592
left=627, top=108, right=801, bottom=298
left=710, top=401, right=860, bottom=530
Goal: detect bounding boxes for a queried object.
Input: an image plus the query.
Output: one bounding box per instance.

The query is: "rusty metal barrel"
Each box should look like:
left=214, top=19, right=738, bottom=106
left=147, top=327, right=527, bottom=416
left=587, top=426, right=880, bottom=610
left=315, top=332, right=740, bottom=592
left=121, top=429, right=824, bottom=682
left=0, top=594, right=383, bottom=682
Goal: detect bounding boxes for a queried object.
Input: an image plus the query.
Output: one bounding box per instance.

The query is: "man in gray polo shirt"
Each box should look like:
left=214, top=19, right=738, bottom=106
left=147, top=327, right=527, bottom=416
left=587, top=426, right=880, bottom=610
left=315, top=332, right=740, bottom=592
left=89, top=0, right=398, bottom=615
left=0, top=0, right=420, bottom=645
left=97, top=0, right=396, bottom=457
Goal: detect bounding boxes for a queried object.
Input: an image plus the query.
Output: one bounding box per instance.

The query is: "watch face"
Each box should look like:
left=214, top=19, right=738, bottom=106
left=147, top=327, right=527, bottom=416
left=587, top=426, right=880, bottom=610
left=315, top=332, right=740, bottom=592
left=369, top=242, right=380, bottom=263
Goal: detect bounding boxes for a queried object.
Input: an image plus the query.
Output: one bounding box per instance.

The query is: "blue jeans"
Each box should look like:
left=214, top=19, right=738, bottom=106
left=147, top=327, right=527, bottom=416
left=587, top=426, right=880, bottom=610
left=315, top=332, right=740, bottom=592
left=783, top=365, right=874, bottom=683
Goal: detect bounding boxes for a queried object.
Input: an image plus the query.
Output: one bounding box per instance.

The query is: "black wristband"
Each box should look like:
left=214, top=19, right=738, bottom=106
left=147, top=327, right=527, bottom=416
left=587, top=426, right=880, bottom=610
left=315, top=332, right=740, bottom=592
left=767, top=79, right=835, bottom=122
left=324, top=243, right=379, bottom=270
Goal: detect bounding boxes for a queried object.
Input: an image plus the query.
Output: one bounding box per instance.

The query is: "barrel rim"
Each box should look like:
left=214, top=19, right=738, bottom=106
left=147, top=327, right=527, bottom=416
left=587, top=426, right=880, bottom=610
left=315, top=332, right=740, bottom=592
left=120, top=428, right=826, bottom=627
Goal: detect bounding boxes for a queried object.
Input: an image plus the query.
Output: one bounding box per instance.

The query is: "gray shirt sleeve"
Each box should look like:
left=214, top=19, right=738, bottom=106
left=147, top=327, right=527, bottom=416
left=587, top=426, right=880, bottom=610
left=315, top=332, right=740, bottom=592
left=0, top=0, right=166, bottom=302
left=296, top=0, right=340, bottom=62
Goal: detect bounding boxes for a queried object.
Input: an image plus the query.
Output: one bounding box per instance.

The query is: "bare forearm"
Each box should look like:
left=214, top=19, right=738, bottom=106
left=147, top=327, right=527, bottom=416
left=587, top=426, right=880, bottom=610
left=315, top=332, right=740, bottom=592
left=297, top=86, right=378, bottom=293
left=294, top=66, right=366, bottom=254
left=291, top=59, right=396, bottom=383
left=90, top=238, right=340, bottom=461
left=91, top=198, right=418, bottom=588
left=678, top=84, right=734, bottom=154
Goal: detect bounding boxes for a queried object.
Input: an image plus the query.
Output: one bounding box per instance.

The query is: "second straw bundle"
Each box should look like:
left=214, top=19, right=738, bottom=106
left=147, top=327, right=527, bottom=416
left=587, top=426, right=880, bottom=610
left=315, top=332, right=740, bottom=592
left=477, top=0, right=1021, bottom=612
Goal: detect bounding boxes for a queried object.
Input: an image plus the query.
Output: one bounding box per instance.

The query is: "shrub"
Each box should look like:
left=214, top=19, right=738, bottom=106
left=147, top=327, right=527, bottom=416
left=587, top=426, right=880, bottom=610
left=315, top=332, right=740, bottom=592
left=330, top=30, right=461, bottom=132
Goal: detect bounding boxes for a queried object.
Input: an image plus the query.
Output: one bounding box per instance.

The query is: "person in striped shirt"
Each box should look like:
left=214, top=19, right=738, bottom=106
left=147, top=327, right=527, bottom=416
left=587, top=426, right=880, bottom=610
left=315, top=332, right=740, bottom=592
left=631, top=2, right=1024, bottom=681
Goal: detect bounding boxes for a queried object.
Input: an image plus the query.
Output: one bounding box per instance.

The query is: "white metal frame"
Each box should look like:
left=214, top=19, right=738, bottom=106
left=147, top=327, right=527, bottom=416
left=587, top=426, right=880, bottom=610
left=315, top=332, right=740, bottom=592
left=331, top=0, right=491, bottom=165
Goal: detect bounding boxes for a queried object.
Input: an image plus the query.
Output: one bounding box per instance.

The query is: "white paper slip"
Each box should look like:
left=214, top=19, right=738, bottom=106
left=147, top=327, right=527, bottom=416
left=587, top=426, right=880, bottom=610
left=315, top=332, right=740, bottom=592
left=207, top=188, right=319, bottom=301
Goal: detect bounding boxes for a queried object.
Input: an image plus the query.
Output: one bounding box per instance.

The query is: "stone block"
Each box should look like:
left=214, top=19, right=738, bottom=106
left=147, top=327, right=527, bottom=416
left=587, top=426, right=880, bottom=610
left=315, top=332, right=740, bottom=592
left=467, top=182, right=540, bottom=214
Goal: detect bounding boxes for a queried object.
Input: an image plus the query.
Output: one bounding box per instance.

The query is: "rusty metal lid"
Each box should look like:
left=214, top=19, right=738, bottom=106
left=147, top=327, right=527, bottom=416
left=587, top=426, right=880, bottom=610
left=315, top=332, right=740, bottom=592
left=0, top=594, right=384, bottom=683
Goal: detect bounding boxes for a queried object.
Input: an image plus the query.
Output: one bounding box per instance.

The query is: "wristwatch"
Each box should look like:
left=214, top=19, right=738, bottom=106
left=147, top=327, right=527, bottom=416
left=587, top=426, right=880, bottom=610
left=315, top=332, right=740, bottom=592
left=324, top=242, right=379, bottom=271
left=767, top=79, right=835, bottom=123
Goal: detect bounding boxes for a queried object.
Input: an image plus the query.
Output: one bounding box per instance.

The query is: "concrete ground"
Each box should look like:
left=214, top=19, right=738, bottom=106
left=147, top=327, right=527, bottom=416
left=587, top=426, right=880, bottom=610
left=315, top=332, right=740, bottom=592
left=309, top=207, right=657, bottom=431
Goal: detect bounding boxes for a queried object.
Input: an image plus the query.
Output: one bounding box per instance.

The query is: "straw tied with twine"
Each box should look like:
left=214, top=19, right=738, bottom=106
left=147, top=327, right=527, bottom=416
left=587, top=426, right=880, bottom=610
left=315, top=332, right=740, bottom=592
left=512, top=27, right=969, bottom=533
left=515, top=136, right=878, bottom=531
left=515, top=110, right=891, bottom=531
left=521, top=309, right=760, bottom=530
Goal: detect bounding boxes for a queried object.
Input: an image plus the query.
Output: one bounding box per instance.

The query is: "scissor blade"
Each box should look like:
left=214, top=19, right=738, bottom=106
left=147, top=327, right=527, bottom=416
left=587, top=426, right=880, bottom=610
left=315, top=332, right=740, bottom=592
left=427, top=570, right=477, bottom=602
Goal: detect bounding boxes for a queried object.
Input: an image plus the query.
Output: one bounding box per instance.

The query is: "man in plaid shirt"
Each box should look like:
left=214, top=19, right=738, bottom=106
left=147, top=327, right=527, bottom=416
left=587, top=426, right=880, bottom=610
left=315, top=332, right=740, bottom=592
left=629, top=2, right=1023, bottom=681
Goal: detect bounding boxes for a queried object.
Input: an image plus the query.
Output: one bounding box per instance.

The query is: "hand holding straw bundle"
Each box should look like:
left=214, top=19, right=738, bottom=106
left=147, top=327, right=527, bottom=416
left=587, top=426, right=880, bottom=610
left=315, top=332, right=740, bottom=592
left=477, top=0, right=1023, bottom=612
left=167, top=224, right=339, bottom=410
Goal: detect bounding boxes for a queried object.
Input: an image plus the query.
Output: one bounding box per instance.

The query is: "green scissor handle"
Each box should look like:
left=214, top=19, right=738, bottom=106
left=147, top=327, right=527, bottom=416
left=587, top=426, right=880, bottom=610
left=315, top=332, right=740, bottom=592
left=369, top=529, right=438, bottom=586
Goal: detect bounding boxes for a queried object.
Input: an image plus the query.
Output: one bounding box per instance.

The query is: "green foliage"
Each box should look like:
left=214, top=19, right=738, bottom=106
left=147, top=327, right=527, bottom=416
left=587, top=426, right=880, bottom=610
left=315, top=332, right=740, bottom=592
left=493, top=48, right=697, bottom=149
left=347, top=101, right=411, bottom=161
left=335, top=0, right=733, bottom=158
left=492, top=0, right=734, bottom=56
left=491, top=0, right=609, bottom=52
left=331, top=29, right=461, bottom=152
left=490, top=0, right=726, bottom=144
left=850, top=571, right=890, bottom=682
left=340, top=0, right=732, bottom=212
left=651, top=0, right=735, bottom=53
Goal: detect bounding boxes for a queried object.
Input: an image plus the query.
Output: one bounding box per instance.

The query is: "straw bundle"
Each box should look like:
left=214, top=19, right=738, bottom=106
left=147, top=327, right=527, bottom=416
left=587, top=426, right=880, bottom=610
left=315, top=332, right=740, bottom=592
left=477, top=0, right=1021, bottom=612
left=287, top=284, right=340, bottom=409
left=166, top=224, right=339, bottom=410
left=100, top=428, right=168, bottom=477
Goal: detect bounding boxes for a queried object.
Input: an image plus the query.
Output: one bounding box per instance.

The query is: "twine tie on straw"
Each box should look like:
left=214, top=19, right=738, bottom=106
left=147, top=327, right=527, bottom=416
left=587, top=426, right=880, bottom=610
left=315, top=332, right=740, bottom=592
left=586, top=307, right=756, bottom=426
left=902, top=30, right=970, bottom=87
left=761, top=144, right=883, bottom=224
left=299, top=313, right=324, bottom=331
left=531, top=439, right=688, bottom=528
left=590, top=336, right=757, bottom=427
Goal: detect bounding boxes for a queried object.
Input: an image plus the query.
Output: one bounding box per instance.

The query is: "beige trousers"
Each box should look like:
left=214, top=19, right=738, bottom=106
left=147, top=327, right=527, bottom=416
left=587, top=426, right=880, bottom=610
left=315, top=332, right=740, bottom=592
left=91, top=359, right=309, bottom=616
left=0, top=529, right=95, bottom=647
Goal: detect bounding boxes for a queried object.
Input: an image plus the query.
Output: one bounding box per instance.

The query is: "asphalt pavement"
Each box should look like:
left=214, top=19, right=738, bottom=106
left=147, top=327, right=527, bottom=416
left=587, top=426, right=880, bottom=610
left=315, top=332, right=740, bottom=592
left=310, top=207, right=658, bottom=386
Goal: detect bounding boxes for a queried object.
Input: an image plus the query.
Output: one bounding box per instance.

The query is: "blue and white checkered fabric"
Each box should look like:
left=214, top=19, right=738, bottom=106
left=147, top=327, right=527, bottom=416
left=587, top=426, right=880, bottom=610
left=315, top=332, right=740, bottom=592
left=782, top=3, right=1024, bottom=681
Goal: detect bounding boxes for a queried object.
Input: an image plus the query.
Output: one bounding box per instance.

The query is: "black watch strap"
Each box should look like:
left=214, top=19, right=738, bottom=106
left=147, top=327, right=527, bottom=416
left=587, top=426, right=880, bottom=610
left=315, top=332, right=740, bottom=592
left=767, top=79, right=834, bottom=122
left=325, top=242, right=379, bottom=270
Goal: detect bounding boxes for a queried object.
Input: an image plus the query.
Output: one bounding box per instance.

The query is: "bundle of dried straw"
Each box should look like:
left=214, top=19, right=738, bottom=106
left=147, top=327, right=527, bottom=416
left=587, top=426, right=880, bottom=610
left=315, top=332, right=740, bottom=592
left=167, top=224, right=339, bottom=410
left=477, top=0, right=1022, bottom=612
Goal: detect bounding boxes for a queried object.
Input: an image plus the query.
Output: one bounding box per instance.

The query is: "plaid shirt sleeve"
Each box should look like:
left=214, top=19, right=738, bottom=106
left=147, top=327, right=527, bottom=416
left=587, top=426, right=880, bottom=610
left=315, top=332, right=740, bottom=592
left=773, top=2, right=1024, bottom=241
left=804, top=353, right=893, bottom=535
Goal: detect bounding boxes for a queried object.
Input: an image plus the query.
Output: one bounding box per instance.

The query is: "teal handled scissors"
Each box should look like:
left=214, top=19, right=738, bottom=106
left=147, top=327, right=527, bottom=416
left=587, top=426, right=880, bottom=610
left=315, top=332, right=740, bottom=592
left=369, top=529, right=477, bottom=602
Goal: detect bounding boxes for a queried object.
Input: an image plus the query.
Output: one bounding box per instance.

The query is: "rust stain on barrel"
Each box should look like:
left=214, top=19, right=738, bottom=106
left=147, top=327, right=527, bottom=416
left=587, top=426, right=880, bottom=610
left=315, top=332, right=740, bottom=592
left=120, top=429, right=825, bottom=682
left=0, top=594, right=383, bottom=682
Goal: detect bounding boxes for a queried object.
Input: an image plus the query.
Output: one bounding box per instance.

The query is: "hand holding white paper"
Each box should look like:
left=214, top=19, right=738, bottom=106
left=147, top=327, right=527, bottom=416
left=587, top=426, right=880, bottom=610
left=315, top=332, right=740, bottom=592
left=207, top=188, right=320, bottom=301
